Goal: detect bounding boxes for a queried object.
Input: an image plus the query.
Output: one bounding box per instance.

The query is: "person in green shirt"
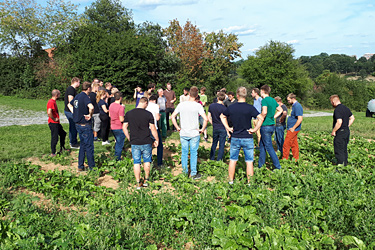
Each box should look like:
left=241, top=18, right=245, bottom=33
left=199, top=87, right=208, bottom=107
left=258, top=85, right=283, bottom=170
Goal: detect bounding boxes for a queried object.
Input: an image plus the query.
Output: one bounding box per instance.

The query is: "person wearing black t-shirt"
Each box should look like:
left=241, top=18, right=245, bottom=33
left=330, top=95, right=355, bottom=166
left=123, top=97, right=159, bottom=189
left=89, top=82, right=101, bottom=141
left=64, top=77, right=80, bottom=149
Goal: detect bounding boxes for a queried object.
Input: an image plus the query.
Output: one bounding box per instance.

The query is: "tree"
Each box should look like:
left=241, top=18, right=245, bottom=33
left=0, top=0, right=79, bottom=56
left=239, top=40, right=312, bottom=100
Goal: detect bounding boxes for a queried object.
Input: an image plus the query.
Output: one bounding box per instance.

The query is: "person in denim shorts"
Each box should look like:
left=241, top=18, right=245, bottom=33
left=123, top=97, right=159, bottom=189
left=220, top=87, right=264, bottom=185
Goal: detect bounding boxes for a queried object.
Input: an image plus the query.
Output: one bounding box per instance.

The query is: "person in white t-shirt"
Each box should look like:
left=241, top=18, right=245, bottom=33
left=171, top=86, right=208, bottom=180
left=146, top=94, right=163, bottom=167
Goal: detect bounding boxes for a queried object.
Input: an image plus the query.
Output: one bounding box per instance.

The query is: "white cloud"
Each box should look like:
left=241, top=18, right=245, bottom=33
left=287, top=40, right=300, bottom=44
left=135, top=0, right=198, bottom=9
left=222, top=25, right=256, bottom=36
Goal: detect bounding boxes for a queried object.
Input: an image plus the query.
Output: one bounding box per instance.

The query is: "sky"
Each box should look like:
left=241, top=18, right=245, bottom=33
left=71, top=0, right=375, bottom=59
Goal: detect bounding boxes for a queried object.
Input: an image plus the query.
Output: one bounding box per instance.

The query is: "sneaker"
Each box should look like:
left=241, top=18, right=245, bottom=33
left=142, top=179, right=149, bottom=187
left=228, top=181, right=234, bottom=185
left=191, top=173, right=202, bottom=180
left=94, top=137, right=98, bottom=141
left=204, top=136, right=208, bottom=142
left=136, top=181, right=143, bottom=190
left=70, top=144, right=80, bottom=149
left=50, top=153, right=56, bottom=157
left=102, top=141, right=110, bottom=146
left=77, top=168, right=85, bottom=172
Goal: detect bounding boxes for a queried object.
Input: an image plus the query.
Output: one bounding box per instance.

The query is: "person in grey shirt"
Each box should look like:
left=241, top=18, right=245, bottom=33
left=251, top=88, right=263, bottom=146
left=157, top=88, right=167, bottom=138
left=171, top=86, right=208, bottom=180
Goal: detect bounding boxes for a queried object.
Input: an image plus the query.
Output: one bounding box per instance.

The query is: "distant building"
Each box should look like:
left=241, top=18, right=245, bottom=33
left=363, top=53, right=374, bottom=60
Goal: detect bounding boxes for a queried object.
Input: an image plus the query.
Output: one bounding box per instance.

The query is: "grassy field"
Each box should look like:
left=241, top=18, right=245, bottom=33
left=0, top=97, right=374, bottom=249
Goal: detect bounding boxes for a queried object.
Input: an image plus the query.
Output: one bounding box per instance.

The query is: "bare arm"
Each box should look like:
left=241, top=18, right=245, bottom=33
left=101, top=104, right=108, bottom=113
left=47, top=108, right=59, bottom=122
left=348, top=115, right=355, bottom=127
left=331, top=118, right=343, bottom=136
left=200, top=112, right=208, bottom=133
left=207, top=112, right=213, bottom=124
left=279, top=110, right=287, bottom=123
left=150, top=123, right=159, bottom=147
left=156, top=113, right=160, bottom=121
left=84, top=103, right=94, bottom=121
left=119, top=115, right=124, bottom=123
left=171, top=110, right=180, bottom=131
left=289, top=116, right=303, bottom=132
left=133, top=89, right=137, bottom=99
left=220, top=114, right=233, bottom=133
left=261, top=106, right=267, bottom=118
left=123, top=122, right=130, bottom=141
left=249, top=114, right=264, bottom=134
left=274, top=106, right=283, bottom=119
left=67, top=103, right=74, bottom=113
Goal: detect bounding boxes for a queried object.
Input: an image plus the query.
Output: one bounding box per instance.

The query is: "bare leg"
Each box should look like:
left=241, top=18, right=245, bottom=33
left=144, top=162, right=151, bottom=180
left=134, top=164, right=141, bottom=183
left=228, top=160, right=237, bottom=182
left=246, top=161, right=254, bottom=183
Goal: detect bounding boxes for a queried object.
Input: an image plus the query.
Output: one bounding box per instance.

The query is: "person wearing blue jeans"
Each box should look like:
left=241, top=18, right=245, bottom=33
left=64, top=111, right=78, bottom=146
left=112, top=129, right=125, bottom=161
left=171, top=86, right=208, bottom=180
left=221, top=87, right=263, bottom=185
left=67, top=81, right=95, bottom=171
left=76, top=124, right=95, bottom=170
left=258, top=85, right=283, bottom=170
left=274, top=96, right=288, bottom=156
left=208, top=92, right=228, bottom=161
left=64, top=77, right=80, bottom=148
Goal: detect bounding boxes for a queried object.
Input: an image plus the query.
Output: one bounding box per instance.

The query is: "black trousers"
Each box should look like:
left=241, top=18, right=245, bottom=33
left=334, top=128, right=350, bottom=166
left=49, top=123, right=67, bottom=154
left=165, top=107, right=175, bottom=131
left=99, top=113, right=110, bottom=142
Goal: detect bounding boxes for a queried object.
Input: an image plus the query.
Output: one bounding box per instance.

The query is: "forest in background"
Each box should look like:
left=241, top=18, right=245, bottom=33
left=0, top=0, right=374, bottom=111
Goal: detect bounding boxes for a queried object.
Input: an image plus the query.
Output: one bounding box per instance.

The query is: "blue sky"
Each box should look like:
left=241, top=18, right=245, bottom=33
left=72, top=0, right=375, bottom=58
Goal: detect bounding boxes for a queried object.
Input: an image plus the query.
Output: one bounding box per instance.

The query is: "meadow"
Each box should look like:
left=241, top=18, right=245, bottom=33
left=0, top=96, right=374, bottom=249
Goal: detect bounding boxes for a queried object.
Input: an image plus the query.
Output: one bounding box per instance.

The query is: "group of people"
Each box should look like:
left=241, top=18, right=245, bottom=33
left=47, top=77, right=355, bottom=188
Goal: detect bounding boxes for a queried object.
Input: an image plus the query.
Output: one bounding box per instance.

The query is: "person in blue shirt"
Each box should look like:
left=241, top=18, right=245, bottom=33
left=282, top=93, right=303, bottom=160
left=251, top=88, right=263, bottom=146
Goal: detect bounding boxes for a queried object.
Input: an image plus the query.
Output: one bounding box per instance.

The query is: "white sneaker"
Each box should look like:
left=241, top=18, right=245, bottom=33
left=102, top=141, right=110, bottom=145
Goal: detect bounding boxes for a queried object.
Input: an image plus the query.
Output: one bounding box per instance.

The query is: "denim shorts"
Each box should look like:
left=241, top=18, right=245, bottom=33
left=131, top=144, right=152, bottom=164
left=230, top=137, right=254, bottom=162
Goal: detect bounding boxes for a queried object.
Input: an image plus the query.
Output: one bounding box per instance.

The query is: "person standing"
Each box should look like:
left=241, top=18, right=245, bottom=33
left=90, top=82, right=101, bottom=141
left=274, top=96, right=288, bottom=156
left=68, top=81, right=95, bottom=171
left=164, top=82, right=176, bottom=131
left=208, top=92, right=227, bottom=161
left=199, top=87, right=208, bottom=107
left=171, top=86, right=208, bottom=180
left=133, top=85, right=144, bottom=107
left=97, top=90, right=110, bottom=146
left=330, top=95, right=355, bottom=166
left=224, top=91, right=237, bottom=107
left=179, top=87, right=190, bottom=103
left=221, top=87, right=264, bottom=185
left=105, top=82, right=112, bottom=96
left=258, top=85, right=283, bottom=170
left=157, top=88, right=167, bottom=138
left=109, top=92, right=126, bottom=161
left=47, top=89, right=67, bottom=157
left=147, top=94, right=164, bottom=168
left=282, top=94, right=303, bottom=160
left=251, top=88, right=263, bottom=146
left=64, top=77, right=80, bottom=149
left=123, top=97, right=159, bottom=189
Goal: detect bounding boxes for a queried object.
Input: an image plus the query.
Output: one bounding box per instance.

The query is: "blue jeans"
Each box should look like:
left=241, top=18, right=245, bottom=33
left=258, top=126, right=281, bottom=169
left=76, top=124, right=95, bottom=170
left=210, top=129, right=227, bottom=161
left=112, top=129, right=125, bottom=161
left=230, top=138, right=254, bottom=162
left=275, top=125, right=286, bottom=155
left=131, top=144, right=152, bottom=164
left=180, top=135, right=200, bottom=176
left=64, top=111, right=78, bottom=145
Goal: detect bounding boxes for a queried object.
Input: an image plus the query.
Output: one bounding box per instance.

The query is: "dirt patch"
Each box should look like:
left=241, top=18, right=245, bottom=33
left=26, top=157, right=77, bottom=172
left=97, top=174, right=119, bottom=189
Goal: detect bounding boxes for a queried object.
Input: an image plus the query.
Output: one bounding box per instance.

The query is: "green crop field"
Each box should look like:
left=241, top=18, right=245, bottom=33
left=0, top=97, right=374, bottom=249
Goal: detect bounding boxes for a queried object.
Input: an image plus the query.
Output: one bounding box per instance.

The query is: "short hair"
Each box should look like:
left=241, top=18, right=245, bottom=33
left=274, top=96, right=282, bottom=102
left=139, top=97, right=149, bottom=104
left=184, top=87, right=190, bottom=92
left=157, top=88, right=163, bottom=93
left=147, top=83, right=155, bottom=90
left=92, top=78, right=100, bottom=84
left=236, top=87, right=247, bottom=99
left=329, top=95, right=340, bottom=101
left=111, top=87, right=119, bottom=95
left=82, top=81, right=91, bottom=91
left=217, top=92, right=226, bottom=101
left=51, top=89, right=60, bottom=97
left=91, top=82, right=100, bottom=88
left=195, top=95, right=200, bottom=101
left=200, top=87, right=206, bottom=93
left=251, top=88, right=260, bottom=95
left=71, top=77, right=80, bottom=85
left=287, top=93, right=296, bottom=100
left=105, top=82, right=112, bottom=87
left=227, top=91, right=235, bottom=97
left=166, top=82, right=172, bottom=86
left=114, top=92, right=122, bottom=100
left=136, top=85, right=142, bottom=88
left=220, top=88, right=227, bottom=93
left=260, top=85, right=271, bottom=95
left=149, top=94, right=158, bottom=101
left=189, top=86, right=199, bottom=98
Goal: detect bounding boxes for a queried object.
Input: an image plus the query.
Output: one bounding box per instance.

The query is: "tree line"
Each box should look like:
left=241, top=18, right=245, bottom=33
left=0, top=0, right=374, bottom=111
